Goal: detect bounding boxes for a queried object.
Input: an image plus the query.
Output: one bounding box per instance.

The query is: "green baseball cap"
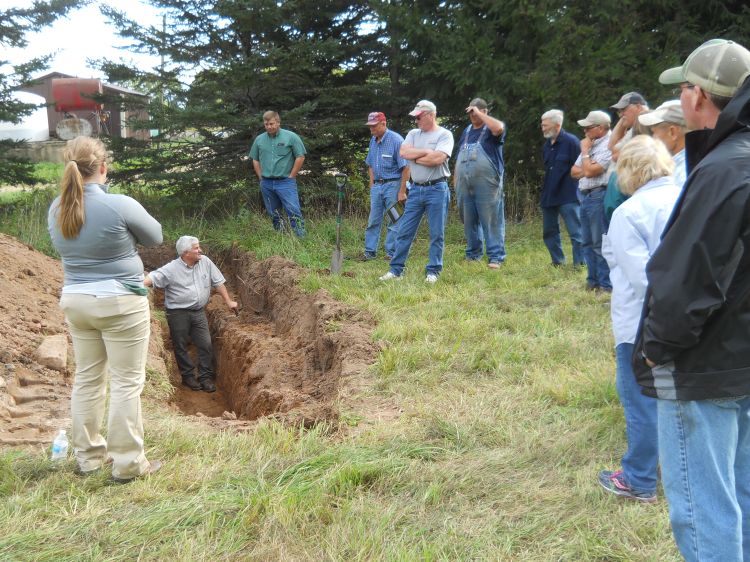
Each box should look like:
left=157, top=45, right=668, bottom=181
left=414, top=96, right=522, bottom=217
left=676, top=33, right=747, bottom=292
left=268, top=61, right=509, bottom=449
left=659, top=39, right=750, bottom=98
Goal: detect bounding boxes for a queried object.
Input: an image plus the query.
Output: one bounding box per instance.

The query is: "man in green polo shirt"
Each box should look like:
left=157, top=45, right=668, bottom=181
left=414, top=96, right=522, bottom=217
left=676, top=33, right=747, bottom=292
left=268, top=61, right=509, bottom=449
left=249, top=110, right=307, bottom=237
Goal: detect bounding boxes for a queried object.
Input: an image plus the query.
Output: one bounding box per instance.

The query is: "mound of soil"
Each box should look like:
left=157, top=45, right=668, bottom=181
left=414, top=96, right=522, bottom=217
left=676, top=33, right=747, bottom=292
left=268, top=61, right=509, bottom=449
left=0, top=235, right=383, bottom=451
left=0, top=234, right=69, bottom=447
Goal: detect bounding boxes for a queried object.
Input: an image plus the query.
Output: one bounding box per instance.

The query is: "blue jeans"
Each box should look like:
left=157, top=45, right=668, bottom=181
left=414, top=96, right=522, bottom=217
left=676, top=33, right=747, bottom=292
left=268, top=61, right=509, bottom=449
left=580, top=188, right=611, bottom=288
left=365, top=180, right=400, bottom=258
left=658, top=395, right=750, bottom=562
left=260, top=177, right=305, bottom=237
left=456, top=144, right=505, bottom=263
left=461, top=175, right=505, bottom=263
left=389, top=182, right=450, bottom=276
left=542, top=203, right=584, bottom=265
left=615, top=343, right=658, bottom=493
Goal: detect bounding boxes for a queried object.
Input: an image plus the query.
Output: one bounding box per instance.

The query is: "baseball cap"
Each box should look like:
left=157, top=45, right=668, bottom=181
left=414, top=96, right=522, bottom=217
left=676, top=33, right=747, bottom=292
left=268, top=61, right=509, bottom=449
left=611, top=92, right=647, bottom=109
left=408, top=100, right=437, bottom=117
left=577, top=110, right=612, bottom=127
left=638, top=100, right=686, bottom=127
left=659, top=39, right=750, bottom=98
left=365, top=112, right=386, bottom=125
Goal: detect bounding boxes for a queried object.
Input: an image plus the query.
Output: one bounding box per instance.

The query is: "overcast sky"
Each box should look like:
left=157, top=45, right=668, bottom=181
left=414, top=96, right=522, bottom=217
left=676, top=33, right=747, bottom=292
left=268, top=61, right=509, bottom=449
left=3, top=0, right=163, bottom=79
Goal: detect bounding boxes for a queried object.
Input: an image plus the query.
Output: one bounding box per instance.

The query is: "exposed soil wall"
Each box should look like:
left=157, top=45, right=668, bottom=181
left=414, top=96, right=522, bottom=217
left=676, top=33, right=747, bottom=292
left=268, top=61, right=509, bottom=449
left=0, top=234, right=380, bottom=450
left=141, top=244, right=379, bottom=426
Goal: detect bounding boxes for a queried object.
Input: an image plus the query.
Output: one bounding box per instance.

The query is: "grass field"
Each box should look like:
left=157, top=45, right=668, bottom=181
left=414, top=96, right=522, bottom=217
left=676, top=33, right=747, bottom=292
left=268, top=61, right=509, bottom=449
left=0, top=193, right=679, bottom=561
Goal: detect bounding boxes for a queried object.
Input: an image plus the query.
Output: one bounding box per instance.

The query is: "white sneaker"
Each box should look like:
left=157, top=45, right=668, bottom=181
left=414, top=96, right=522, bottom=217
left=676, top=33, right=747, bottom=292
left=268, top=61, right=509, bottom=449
left=425, top=273, right=438, bottom=284
left=379, top=271, right=401, bottom=281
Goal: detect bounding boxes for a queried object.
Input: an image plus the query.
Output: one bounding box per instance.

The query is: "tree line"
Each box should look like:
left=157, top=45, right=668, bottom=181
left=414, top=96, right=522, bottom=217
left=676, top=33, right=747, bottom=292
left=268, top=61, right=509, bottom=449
left=5, top=1, right=750, bottom=216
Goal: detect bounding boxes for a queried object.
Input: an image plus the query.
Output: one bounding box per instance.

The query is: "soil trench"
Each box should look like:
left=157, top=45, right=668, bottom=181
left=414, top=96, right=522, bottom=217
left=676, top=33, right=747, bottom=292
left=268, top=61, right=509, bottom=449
left=140, top=245, right=379, bottom=426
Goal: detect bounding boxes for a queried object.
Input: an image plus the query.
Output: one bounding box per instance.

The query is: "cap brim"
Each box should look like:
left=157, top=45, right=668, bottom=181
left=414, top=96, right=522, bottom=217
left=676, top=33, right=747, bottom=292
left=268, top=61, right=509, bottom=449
left=610, top=101, right=628, bottom=110
left=365, top=121, right=378, bottom=125
left=659, top=66, right=685, bottom=85
left=577, top=119, right=592, bottom=127
left=408, top=109, right=424, bottom=117
left=638, top=112, right=664, bottom=127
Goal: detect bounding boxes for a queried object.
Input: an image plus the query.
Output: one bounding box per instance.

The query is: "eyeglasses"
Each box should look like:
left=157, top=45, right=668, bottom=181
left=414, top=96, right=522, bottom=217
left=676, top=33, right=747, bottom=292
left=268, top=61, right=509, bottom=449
left=672, top=83, right=695, bottom=96
left=583, top=124, right=600, bottom=131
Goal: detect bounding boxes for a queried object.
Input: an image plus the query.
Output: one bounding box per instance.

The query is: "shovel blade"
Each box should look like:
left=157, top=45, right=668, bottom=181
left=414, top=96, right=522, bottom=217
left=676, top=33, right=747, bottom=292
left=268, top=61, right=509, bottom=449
left=331, top=249, right=344, bottom=274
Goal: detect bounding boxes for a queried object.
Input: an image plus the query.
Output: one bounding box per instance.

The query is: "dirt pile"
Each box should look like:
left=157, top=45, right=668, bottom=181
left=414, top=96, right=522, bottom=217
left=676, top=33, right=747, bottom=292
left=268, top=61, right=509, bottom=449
left=0, top=235, right=382, bottom=450
left=0, top=234, right=69, bottom=446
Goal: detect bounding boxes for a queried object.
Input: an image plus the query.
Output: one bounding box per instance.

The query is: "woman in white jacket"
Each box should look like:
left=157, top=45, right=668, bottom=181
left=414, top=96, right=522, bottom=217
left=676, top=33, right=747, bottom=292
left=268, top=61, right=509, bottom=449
left=598, top=135, right=681, bottom=502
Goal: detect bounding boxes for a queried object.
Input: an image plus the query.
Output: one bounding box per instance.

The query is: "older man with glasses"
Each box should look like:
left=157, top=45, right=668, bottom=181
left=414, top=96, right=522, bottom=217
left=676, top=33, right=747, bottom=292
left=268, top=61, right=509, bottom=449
left=634, top=38, right=750, bottom=561
left=379, top=100, right=454, bottom=284
left=571, top=110, right=613, bottom=291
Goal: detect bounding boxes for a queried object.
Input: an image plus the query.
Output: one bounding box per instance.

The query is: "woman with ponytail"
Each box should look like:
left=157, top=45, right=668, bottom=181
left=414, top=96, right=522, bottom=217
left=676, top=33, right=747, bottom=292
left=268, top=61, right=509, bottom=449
left=48, top=136, right=163, bottom=482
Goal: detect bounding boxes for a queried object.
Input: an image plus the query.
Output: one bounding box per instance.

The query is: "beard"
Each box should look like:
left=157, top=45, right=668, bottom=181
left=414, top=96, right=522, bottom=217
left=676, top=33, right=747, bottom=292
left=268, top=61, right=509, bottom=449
left=543, top=130, right=557, bottom=139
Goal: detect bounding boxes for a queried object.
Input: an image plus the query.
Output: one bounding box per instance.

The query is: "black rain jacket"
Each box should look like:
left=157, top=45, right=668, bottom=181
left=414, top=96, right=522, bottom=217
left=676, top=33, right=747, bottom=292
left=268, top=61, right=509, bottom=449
left=633, top=77, right=750, bottom=400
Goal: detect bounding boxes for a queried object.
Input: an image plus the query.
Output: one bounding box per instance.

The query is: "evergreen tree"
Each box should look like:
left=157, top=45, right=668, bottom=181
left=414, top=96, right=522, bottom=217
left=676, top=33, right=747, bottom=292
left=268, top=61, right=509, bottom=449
left=0, top=0, right=80, bottom=184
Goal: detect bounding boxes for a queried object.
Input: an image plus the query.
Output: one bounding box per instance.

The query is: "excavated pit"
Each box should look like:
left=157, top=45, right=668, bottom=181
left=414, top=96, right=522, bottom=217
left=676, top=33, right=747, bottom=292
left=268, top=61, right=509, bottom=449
left=139, top=245, right=379, bottom=426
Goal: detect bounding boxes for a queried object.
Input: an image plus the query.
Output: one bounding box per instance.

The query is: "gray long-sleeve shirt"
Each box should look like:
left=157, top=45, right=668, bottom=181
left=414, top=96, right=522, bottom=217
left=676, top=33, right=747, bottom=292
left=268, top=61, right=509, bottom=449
left=48, top=183, right=163, bottom=286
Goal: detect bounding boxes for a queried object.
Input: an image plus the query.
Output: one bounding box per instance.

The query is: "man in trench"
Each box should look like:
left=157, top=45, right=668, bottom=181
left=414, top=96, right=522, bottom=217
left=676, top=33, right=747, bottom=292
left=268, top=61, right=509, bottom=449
left=144, top=236, right=238, bottom=393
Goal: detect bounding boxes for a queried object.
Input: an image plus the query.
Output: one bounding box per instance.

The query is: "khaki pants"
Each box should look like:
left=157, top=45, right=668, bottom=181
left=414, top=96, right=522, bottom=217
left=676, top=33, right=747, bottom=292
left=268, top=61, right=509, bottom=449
left=61, top=293, right=151, bottom=479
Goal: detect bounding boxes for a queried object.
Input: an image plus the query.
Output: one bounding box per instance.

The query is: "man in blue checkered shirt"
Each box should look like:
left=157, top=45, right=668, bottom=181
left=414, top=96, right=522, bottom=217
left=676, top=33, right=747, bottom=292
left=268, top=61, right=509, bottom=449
left=363, top=112, right=410, bottom=261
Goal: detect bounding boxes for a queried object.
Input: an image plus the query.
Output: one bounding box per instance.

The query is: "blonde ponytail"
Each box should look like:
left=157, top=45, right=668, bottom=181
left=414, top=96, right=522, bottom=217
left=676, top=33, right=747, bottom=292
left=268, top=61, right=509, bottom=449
left=57, top=136, right=108, bottom=239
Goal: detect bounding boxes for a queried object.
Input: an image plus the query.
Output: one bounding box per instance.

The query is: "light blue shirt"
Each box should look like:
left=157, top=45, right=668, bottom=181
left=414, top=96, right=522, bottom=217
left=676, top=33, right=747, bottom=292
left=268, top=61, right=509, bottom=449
left=673, top=149, right=687, bottom=187
left=602, top=176, right=681, bottom=345
left=48, top=183, right=162, bottom=287
left=365, top=129, right=407, bottom=181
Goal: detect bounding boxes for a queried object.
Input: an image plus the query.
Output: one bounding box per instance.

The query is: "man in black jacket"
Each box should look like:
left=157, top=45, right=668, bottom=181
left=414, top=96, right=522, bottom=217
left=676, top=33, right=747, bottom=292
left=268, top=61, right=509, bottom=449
left=634, top=39, right=750, bottom=561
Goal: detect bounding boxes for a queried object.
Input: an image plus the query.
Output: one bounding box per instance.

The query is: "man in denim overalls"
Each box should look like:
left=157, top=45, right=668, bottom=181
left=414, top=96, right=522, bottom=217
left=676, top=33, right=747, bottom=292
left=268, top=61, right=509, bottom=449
left=454, top=98, right=507, bottom=269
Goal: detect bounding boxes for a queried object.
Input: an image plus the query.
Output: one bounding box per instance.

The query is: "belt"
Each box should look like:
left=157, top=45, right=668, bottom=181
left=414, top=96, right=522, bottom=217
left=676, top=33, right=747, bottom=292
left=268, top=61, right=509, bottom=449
left=583, top=186, right=606, bottom=195
left=411, top=177, right=448, bottom=187
left=373, top=177, right=401, bottom=183
left=262, top=176, right=288, bottom=180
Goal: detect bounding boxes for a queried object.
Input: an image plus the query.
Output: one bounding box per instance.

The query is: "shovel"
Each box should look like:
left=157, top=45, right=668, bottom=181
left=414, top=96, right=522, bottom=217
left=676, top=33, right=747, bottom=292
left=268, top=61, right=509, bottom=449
left=331, top=173, right=347, bottom=274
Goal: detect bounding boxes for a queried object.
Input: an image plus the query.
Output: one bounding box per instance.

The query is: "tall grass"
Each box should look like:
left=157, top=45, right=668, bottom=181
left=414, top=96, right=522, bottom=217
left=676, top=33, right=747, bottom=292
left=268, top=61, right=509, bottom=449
left=0, top=188, right=679, bottom=560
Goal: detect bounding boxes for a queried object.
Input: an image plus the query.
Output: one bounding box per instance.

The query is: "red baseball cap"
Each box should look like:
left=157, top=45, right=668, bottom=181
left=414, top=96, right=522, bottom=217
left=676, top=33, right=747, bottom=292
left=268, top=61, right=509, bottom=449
left=365, top=112, right=386, bottom=125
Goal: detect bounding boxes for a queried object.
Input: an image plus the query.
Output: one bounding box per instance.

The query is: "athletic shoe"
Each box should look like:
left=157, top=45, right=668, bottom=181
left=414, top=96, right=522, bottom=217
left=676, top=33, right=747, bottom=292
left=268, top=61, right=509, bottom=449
left=379, top=271, right=401, bottom=281
left=425, top=273, right=438, bottom=284
left=488, top=262, right=502, bottom=270
left=598, top=469, right=656, bottom=503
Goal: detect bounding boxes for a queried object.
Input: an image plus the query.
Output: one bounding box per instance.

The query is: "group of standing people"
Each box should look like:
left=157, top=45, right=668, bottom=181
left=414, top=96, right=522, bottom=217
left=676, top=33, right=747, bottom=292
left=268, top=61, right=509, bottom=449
left=540, top=38, right=750, bottom=562
left=370, top=98, right=508, bottom=283
left=45, top=34, right=750, bottom=561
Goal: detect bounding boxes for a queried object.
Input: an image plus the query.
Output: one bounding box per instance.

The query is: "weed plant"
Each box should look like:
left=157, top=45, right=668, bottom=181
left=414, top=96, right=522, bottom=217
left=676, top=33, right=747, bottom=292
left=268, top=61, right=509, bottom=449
left=0, top=184, right=679, bottom=560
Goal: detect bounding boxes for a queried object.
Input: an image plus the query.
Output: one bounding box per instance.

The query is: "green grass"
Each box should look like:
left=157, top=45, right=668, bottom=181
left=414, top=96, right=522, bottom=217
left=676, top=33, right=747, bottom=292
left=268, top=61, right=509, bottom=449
left=0, top=201, right=679, bottom=560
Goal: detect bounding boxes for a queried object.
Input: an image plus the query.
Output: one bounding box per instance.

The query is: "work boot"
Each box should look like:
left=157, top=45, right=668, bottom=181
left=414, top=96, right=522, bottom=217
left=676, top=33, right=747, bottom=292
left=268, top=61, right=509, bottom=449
left=182, top=376, right=201, bottom=391
left=201, top=379, right=216, bottom=393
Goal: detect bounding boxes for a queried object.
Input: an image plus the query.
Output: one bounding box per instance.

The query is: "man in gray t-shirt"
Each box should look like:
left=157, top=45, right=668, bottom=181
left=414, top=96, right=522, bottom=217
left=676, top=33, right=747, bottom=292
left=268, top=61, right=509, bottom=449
left=379, top=100, right=454, bottom=284
left=145, top=236, right=237, bottom=392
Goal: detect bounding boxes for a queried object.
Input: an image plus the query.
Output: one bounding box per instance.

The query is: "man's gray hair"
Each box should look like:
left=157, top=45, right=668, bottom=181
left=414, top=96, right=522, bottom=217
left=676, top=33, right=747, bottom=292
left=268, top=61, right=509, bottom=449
left=470, top=98, right=488, bottom=110
left=176, top=235, right=199, bottom=256
left=542, top=109, right=564, bottom=126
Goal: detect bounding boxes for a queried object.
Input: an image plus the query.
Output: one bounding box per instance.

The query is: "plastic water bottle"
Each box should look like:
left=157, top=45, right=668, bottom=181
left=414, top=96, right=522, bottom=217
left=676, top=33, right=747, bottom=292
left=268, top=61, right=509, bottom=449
left=51, top=429, right=69, bottom=461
